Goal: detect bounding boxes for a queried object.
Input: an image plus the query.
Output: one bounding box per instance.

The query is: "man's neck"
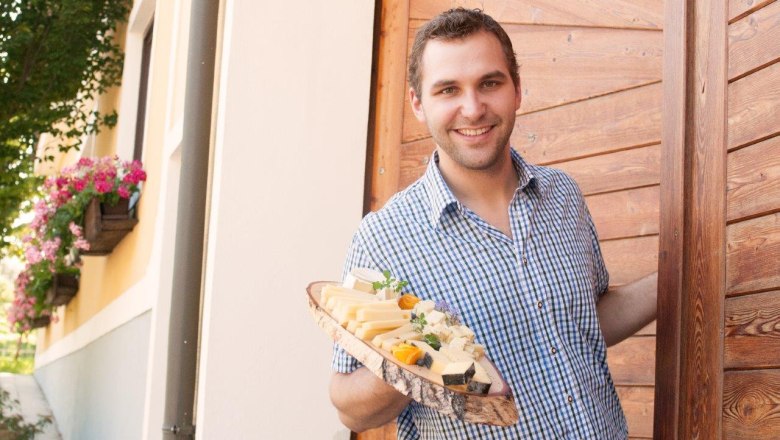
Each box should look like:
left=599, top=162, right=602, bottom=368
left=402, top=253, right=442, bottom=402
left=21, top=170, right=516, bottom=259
left=437, top=148, right=518, bottom=232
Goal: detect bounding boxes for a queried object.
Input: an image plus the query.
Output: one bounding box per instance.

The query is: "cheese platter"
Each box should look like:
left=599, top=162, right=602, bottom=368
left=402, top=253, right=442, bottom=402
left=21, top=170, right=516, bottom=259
left=306, top=269, right=519, bottom=427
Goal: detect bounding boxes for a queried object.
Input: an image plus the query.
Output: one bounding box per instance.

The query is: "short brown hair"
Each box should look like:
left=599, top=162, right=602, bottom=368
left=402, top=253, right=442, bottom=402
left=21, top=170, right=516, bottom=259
left=408, top=8, right=519, bottom=96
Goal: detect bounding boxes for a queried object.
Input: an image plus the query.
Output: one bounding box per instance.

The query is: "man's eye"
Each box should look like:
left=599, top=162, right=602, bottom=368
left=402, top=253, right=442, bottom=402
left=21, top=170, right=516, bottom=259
left=483, top=80, right=500, bottom=88
left=439, top=87, right=457, bottom=95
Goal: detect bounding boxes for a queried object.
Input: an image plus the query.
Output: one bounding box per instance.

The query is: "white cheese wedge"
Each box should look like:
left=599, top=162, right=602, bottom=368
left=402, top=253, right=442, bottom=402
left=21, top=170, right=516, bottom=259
left=356, top=308, right=409, bottom=322
left=343, top=268, right=385, bottom=293
left=413, top=300, right=435, bottom=315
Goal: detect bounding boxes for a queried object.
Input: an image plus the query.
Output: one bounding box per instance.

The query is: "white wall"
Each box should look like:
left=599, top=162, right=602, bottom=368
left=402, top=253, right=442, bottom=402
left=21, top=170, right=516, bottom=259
left=195, top=1, right=375, bottom=438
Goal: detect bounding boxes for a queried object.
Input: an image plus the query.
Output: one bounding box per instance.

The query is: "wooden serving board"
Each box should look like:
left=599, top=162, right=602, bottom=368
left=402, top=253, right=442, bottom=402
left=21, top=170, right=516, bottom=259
left=307, top=281, right=519, bottom=426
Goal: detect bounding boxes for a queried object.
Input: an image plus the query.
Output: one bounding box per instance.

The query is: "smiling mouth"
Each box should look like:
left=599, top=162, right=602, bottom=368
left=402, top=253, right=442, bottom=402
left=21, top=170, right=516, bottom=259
left=455, top=126, right=492, bottom=136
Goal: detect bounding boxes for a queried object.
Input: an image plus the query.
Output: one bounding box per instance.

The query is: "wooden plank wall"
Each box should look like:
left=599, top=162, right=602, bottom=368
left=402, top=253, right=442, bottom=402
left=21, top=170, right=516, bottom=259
left=723, top=0, right=780, bottom=438
left=363, top=1, right=663, bottom=438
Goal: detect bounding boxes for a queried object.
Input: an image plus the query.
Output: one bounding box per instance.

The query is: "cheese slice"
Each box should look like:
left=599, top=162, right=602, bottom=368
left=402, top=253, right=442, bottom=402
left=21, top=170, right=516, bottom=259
left=370, top=323, right=415, bottom=346
left=359, top=319, right=409, bottom=331
left=378, top=332, right=422, bottom=351
left=320, top=284, right=377, bottom=305
left=356, top=325, right=405, bottom=341
left=356, top=308, right=409, bottom=322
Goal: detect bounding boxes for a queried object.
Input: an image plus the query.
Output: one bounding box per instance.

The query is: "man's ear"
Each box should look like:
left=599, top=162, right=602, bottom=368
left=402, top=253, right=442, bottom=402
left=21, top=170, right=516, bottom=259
left=514, top=77, right=522, bottom=111
left=409, top=87, right=426, bottom=123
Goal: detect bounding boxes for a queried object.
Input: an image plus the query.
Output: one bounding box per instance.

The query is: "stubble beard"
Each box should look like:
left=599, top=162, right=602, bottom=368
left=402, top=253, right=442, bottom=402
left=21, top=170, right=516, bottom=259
left=430, top=116, right=515, bottom=172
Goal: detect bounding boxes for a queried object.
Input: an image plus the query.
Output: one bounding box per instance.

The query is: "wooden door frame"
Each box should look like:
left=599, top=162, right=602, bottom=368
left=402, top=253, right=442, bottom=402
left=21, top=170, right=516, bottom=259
left=654, top=0, right=729, bottom=438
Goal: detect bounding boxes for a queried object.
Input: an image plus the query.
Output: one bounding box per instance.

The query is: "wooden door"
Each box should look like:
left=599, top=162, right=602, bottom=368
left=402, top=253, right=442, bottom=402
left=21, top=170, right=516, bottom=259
left=362, top=1, right=664, bottom=438
left=654, top=0, right=780, bottom=438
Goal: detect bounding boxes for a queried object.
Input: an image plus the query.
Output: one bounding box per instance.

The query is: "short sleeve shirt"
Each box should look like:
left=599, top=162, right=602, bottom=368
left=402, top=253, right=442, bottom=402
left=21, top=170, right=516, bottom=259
left=332, top=149, right=628, bottom=439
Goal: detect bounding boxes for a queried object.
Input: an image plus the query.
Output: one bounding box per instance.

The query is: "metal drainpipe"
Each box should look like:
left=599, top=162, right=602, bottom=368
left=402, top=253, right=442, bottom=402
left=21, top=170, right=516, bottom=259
left=161, top=0, right=220, bottom=437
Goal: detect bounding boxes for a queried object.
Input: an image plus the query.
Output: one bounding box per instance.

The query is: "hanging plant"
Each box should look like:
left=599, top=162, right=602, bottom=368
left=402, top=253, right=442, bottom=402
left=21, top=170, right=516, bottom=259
left=6, top=156, right=146, bottom=334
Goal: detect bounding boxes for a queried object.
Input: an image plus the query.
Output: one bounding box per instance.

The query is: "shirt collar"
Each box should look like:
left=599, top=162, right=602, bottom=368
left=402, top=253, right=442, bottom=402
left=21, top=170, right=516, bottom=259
left=423, top=148, right=539, bottom=229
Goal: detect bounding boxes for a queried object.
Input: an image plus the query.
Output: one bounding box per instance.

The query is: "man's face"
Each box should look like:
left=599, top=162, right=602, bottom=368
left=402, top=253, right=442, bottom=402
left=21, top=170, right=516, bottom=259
left=410, top=31, right=521, bottom=172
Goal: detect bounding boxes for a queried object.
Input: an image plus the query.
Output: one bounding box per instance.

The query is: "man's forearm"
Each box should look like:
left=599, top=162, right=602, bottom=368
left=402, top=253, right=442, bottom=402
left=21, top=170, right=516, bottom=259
left=597, top=272, right=658, bottom=346
left=330, top=367, right=412, bottom=432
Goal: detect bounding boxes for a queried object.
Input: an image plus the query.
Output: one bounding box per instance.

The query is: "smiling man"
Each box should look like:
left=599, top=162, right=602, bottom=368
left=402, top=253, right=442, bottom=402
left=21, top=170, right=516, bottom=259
left=329, top=8, right=657, bottom=439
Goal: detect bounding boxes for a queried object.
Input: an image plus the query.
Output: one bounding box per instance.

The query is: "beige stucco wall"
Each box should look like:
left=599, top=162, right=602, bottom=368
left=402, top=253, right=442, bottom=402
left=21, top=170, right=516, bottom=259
left=194, top=0, right=374, bottom=438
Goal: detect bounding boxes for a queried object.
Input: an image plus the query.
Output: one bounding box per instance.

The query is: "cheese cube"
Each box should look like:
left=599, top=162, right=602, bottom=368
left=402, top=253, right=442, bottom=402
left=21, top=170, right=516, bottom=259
left=449, top=337, right=467, bottom=352
left=426, top=310, right=445, bottom=325
left=441, top=361, right=475, bottom=385
left=467, top=362, right=492, bottom=394
left=413, top=300, right=435, bottom=315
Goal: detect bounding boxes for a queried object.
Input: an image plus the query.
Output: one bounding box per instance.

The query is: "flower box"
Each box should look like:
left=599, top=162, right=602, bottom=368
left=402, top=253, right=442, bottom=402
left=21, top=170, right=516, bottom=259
left=82, top=198, right=139, bottom=256
left=29, top=316, right=51, bottom=329
left=46, top=273, right=80, bottom=306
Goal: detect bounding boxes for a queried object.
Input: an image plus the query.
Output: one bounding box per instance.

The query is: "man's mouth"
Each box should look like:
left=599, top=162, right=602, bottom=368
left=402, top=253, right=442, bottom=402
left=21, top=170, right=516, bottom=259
left=455, top=126, right=492, bottom=137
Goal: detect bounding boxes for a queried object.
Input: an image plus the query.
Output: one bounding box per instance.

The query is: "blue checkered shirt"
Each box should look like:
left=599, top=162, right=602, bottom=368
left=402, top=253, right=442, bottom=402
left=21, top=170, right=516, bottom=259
left=333, top=149, right=628, bottom=439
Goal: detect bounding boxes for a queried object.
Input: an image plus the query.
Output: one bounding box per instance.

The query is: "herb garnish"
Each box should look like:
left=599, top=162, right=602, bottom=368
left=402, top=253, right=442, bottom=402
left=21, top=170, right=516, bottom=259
left=372, top=270, right=409, bottom=293
left=411, top=312, right=427, bottom=333
left=423, top=333, right=441, bottom=350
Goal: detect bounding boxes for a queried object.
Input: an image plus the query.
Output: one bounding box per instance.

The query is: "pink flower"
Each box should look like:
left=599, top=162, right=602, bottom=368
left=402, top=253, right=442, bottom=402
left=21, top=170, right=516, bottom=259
left=95, top=179, right=113, bottom=194
left=41, top=238, right=61, bottom=262
left=24, top=246, right=43, bottom=265
left=118, top=185, right=130, bottom=199
left=73, top=177, right=87, bottom=191
left=69, top=222, right=83, bottom=237
left=74, top=238, right=90, bottom=251
left=77, top=157, right=94, bottom=168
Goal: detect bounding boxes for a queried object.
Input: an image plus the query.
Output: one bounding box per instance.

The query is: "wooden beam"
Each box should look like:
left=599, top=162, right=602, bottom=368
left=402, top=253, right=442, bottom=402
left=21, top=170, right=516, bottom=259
left=654, top=0, right=728, bottom=438
left=369, top=0, right=410, bottom=211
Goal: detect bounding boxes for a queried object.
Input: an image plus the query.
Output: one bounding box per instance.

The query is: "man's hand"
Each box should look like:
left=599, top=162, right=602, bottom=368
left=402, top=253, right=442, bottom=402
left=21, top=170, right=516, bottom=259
left=597, top=272, right=658, bottom=346
left=330, top=367, right=412, bottom=432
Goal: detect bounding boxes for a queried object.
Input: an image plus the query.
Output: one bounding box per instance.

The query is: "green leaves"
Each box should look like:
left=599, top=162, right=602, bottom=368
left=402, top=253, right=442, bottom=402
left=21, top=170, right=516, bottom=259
left=411, top=312, right=427, bottom=333
left=423, top=333, right=441, bottom=351
left=0, top=0, right=132, bottom=256
left=372, top=269, right=409, bottom=292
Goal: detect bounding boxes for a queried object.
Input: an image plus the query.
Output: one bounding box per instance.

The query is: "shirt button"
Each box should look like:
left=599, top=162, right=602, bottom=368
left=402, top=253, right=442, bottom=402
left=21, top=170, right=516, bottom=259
left=522, top=256, right=528, bottom=265
left=551, top=347, right=557, bottom=355
left=567, top=395, right=573, bottom=404
left=537, top=300, right=543, bottom=309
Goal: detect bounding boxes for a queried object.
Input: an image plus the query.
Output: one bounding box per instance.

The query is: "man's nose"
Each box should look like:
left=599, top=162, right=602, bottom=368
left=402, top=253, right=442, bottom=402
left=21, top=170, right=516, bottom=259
left=459, top=90, right=486, bottom=120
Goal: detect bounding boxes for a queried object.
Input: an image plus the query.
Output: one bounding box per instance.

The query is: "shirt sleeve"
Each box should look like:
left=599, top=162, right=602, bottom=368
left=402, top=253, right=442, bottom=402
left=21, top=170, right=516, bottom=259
left=331, top=227, right=380, bottom=374
left=583, top=201, right=610, bottom=302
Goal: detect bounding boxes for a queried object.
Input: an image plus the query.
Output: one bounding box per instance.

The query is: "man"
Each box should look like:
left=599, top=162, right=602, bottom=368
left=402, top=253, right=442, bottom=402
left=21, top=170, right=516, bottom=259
left=330, top=8, right=657, bottom=439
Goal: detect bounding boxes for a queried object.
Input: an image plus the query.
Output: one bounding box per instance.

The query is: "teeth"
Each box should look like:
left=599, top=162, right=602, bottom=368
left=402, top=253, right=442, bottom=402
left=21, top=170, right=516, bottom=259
left=458, top=127, right=490, bottom=136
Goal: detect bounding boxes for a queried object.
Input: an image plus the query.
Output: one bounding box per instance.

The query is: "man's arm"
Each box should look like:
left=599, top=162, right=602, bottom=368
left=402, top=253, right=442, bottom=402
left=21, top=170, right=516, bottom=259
left=330, top=367, right=412, bottom=432
left=597, top=272, right=658, bottom=347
